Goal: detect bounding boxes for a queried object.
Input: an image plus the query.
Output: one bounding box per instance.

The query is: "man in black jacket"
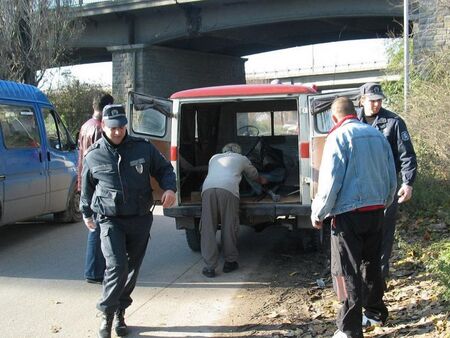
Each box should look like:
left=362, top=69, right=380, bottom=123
left=358, top=83, right=417, bottom=326
left=80, top=104, right=176, bottom=338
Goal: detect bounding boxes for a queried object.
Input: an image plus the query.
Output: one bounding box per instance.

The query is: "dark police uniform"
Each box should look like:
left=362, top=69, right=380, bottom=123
left=358, top=106, right=417, bottom=323
left=80, top=133, right=176, bottom=314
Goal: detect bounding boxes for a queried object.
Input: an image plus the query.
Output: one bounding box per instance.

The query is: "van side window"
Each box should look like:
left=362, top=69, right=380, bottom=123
left=42, top=108, right=72, bottom=151
left=315, top=109, right=333, bottom=133
left=0, top=104, right=41, bottom=149
left=131, top=107, right=167, bottom=138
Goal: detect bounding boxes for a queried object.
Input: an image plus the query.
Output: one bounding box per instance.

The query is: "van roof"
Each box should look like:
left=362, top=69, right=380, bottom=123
left=170, top=84, right=316, bottom=99
left=0, top=80, right=51, bottom=105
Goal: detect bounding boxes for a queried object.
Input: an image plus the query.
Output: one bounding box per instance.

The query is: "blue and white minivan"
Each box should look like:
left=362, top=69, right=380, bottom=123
left=0, top=80, right=80, bottom=226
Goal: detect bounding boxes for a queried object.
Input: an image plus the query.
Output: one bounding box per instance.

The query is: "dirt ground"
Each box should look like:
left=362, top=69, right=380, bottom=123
left=221, top=224, right=450, bottom=338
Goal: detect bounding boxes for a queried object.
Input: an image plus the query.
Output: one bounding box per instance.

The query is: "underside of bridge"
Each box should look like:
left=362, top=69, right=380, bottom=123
left=72, top=0, right=405, bottom=99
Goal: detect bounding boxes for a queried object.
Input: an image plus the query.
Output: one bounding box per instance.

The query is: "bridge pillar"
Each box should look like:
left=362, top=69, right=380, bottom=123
left=109, top=45, right=246, bottom=102
left=413, top=0, right=450, bottom=61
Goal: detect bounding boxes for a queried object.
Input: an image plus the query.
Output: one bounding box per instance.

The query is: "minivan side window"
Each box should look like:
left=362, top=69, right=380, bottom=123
left=315, top=109, right=333, bottom=133
left=0, top=104, right=41, bottom=149
left=42, top=108, right=72, bottom=151
left=131, top=107, right=167, bottom=138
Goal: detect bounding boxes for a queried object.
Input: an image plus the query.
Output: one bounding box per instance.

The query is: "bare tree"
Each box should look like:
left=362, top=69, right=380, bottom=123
left=0, top=0, right=83, bottom=85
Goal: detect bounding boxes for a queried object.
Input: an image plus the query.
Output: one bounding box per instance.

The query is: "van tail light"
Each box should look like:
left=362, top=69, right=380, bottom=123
left=300, top=142, right=310, bottom=159
left=170, top=146, right=178, bottom=161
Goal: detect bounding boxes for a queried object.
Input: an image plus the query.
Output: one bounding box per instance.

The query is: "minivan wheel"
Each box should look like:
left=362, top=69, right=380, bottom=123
left=54, top=189, right=82, bottom=223
left=185, top=220, right=201, bottom=252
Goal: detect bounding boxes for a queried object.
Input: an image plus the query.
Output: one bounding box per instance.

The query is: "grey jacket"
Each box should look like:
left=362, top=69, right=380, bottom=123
left=311, top=118, right=397, bottom=221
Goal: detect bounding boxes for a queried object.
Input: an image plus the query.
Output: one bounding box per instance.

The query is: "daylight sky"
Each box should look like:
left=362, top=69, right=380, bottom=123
left=42, top=38, right=391, bottom=89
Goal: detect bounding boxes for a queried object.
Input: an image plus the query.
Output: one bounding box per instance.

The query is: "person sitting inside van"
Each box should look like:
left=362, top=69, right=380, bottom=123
left=200, top=143, right=266, bottom=278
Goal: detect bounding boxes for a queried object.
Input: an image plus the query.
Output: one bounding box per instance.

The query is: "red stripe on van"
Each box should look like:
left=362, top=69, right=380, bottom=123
left=300, top=142, right=310, bottom=158
left=170, top=146, right=178, bottom=161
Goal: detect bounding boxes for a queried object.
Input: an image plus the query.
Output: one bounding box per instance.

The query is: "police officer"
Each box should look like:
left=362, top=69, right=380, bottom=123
left=358, top=83, right=417, bottom=326
left=80, top=104, right=176, bottom=338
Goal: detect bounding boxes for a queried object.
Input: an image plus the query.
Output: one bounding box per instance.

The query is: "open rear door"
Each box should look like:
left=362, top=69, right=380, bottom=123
left=308, top=90, right=359, bottom=199
left=127, top=91, right=173, bottom=202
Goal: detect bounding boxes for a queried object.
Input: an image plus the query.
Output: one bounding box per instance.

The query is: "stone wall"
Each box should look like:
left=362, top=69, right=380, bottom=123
left=413, top=0, right=450, bottom=61
left=110, top=45, right=246, bottom=103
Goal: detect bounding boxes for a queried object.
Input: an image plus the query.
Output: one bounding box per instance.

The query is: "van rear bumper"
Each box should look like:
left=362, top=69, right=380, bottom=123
left=163, top=203, right=311, bottom=219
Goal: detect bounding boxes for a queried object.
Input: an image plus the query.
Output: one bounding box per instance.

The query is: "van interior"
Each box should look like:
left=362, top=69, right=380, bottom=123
left=177, top=98, right=301, bottom=205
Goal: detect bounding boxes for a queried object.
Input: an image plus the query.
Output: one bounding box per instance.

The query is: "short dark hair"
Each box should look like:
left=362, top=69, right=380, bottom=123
left=93, top=93, right=114, bottom=112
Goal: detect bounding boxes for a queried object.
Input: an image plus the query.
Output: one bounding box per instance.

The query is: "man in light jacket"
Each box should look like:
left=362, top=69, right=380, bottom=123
left=311, top=97, right=397, bottom=338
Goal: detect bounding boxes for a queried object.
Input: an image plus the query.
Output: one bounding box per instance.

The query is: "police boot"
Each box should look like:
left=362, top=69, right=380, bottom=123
left=98, top=312, right=114, bottom=338
left=114, top=308, right=129, bottom=336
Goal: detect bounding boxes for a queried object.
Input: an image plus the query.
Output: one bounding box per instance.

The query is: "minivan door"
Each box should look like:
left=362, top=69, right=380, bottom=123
left=127, top=91, right=173, bottom=202
left=307, top=90, right=359, bottom=198
left=0, top=103, right=47, bottom=224
left=41, top=107, right=78, bottom=213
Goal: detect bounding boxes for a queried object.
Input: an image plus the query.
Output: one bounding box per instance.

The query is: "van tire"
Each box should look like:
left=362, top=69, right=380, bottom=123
left=185, top=220, right=201, bottom=252
left=300, top=228, right=321, bottom=252
left=54, top=189, right=82, bottom=223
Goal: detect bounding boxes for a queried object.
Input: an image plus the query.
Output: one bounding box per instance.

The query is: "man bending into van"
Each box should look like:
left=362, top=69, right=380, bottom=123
left=200, top=143, right=265, bottom=278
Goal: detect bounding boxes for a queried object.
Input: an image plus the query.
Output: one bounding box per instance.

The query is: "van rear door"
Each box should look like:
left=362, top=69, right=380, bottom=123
left=127, top=91, right=173, bottom=201
left=308, top=90, right=359, bottom=198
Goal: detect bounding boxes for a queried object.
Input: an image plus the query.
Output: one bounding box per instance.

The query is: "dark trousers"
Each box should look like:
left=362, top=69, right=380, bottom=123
left=331, top=209, right=387, bottom=338
left=84, top=220, right=106, bottom=280
left=381, top=196, right=399, bottom=279
left=97, top=214, right=152, bottom=314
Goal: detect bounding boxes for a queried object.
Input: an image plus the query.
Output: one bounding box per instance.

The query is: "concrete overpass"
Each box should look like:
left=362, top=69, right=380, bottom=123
left=71, top=0, right=405, bottom=99
left=246, top=61, right=400, bottom=91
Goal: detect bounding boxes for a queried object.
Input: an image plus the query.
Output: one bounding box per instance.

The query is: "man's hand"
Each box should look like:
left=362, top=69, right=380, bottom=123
left=398, top=184, right=413, bottom=203
left=310, top=215, right=323, bottom=229
left=83, top=217, right=96, bottom=232
left=161, top=190, right=176, bottom=208
left=258, top=176, right=269, bottom=185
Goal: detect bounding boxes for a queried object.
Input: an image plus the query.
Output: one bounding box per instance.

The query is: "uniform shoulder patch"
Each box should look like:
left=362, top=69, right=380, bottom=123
left=401, top=131, right=410, bottom=142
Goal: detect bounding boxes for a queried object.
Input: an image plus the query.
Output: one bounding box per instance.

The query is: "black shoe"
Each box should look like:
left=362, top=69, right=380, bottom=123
left=114, top=308, right=129, bottom=336
left=98, top=312, right=114, bottom=338
left=86, top=278, right=103, bottom=284
left=202, top=267, right=215, bottom=278
left=223, top=261, right=239, bottom=273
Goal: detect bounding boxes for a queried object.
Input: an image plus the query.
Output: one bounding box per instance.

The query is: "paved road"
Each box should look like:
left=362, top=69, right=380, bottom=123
left=0, top=207, right=289, bottom=338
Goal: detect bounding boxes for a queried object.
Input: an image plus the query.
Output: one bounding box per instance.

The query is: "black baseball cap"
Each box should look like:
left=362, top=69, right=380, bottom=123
left=360, top=83, right=386, bottom=100
left=102, top=104, right=128, bottom=128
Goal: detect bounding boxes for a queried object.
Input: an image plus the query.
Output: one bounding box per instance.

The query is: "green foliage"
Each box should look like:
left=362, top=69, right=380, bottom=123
left=428, top=240, right=450, bottom=301
left=46, top=78, right=110, bottom=138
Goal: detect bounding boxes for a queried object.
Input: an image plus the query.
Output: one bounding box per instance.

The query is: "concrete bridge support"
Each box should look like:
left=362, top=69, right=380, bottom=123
left=109, top=45, right=246, bottom=102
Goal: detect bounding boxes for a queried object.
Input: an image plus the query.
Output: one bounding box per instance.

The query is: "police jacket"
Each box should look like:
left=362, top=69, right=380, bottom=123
left=358, top=107, right=417, bottom=186
left=80, top=133, right=176, bottom=218
left=311, top=118, right=397, bottom=221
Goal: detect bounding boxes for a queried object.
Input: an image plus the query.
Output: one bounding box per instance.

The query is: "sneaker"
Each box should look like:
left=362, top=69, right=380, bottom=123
left=362, top=314, right=382, bottom=327
left=223, top=261, right=239, bottom=273
left=86, top=278, right=103, bottom=284
left=332, top=330, right=348, bottom=338
left=202, top=267, right=215, bottom=278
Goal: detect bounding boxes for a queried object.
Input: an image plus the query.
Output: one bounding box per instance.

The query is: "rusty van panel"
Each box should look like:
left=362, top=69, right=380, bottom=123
left=150, top=139, right=171, bottom=202
left=311, top=135, right=326, bottom=198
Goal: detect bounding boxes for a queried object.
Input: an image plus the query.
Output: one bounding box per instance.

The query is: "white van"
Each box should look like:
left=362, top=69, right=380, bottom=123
left=127, top=84, right=358, bottom=251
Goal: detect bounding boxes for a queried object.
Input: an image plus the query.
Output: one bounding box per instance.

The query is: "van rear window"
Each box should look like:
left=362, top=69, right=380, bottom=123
left=236, top=111, right=298, bottom=137
left=0, top=104, right=40, bottom=149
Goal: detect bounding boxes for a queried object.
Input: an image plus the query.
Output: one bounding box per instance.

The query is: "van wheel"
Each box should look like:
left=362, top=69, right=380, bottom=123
left=299, top=228, right=321, bottom=252
left=185, top=220, right=201, bottom=252
left=54, top=189, right=82, bottom=223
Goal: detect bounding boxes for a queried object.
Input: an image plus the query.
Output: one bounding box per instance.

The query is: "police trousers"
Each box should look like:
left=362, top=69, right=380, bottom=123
left=200, top=188, right=240, bottom=269
left=331, top=209, right=387, bottom=338
left=97, top=214, right=152, bottom=314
